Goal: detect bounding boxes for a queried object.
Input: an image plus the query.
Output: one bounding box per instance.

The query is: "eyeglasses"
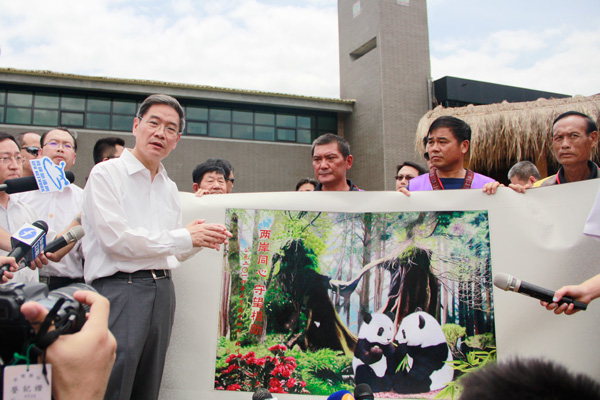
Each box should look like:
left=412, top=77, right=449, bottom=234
left=227, top=178, right=234, bottom=183
left=44, top=140, right=74, bottom=151
left=138, top=118, right=180, bottom=137
left=23, top=146, right=40, bottom=156
left=0, top=155, right=25, bottom=165
left=395, top=174, right=416, bottom=181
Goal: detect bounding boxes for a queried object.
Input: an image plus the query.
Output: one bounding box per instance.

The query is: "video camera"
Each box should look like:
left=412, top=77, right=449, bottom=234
left=0, top=282, right=95, bottom=365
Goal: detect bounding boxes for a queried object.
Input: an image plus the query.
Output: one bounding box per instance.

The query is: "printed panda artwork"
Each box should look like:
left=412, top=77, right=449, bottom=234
left=352, top=313, right=396, bottom=392
left=217, top=209, right=496, bottom=398
left=392, top=309, right=454, bottom=394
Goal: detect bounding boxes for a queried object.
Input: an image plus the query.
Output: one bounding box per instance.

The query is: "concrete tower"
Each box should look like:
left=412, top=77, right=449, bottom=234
left=338, top=0, right=431, bottom=190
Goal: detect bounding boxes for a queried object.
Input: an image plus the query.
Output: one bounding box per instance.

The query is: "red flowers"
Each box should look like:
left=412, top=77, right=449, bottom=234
left=215, top=345, right=308, bottom=394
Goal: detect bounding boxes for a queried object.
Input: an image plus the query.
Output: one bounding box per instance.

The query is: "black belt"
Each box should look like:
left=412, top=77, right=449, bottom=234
left=111, top=269, right=171, bottom=280
left=39, top=276, right=85, bottom=290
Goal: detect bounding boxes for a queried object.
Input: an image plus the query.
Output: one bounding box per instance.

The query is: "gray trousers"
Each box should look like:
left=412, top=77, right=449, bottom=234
left=92, top=274, right=176, bottom=400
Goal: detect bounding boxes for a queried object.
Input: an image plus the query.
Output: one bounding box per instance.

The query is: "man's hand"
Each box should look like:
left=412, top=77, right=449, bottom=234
left=482, top=181, right=503, bottom=195
left=1, top=256, right=18, bottom=282
left=507, top=183, right=530, bottom=194
left=185, top=219, right=233, bottom=250
left=194, top=188, right=210, bottom=198
left=27, top=252, right=50, bottom=270
left=540, top=275, right=600, bottom=315
left=397, top=187, right=411, bottom=197
left=20, top=290, right=117, bottom=400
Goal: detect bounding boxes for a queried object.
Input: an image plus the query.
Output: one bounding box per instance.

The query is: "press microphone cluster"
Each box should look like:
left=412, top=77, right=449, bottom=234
left=0, top=172, right=75, bottom=194
left=493, top=273, right=587, bottom=311
left=0, top=220, right=48, bottom=274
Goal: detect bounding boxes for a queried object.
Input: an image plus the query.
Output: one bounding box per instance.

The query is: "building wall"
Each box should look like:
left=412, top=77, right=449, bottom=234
left=338, top=0, right=431, bottom=190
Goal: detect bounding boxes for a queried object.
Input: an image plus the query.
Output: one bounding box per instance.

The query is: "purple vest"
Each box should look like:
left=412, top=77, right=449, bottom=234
left=409, top=171, right=495, bottom=191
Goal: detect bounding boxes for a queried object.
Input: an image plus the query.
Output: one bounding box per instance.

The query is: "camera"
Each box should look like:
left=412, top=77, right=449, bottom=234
left=0, top=282, right=95, bottom=364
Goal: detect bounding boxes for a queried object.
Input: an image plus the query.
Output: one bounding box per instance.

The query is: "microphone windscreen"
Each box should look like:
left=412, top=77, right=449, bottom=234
left=327, top=390, right=355, bottom=400
left=32, top=220, right=48, bottom=233
left=493, top=273, right=512, bottom=290
left=252, top=388, right=273, bottom=400
left=68, top=225, right=85, bottom=241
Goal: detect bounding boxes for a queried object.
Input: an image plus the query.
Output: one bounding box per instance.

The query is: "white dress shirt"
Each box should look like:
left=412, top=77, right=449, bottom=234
left=82, top=149, right=199, bottom=283
left=0, top=196, right=40, bottom=283
left=18, top=184, right=84, bottom=279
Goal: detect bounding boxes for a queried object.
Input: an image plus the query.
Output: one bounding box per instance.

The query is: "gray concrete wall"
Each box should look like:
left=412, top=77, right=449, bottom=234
left=338, top=0, right=431, bottom=190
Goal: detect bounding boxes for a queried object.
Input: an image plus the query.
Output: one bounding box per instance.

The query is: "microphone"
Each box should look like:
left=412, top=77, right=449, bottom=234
left=0, top=171, right=75, bottom=194
left=493, top=273, right=587, bottom=311
left=43, top=225, right=85, bottom=254
left=252, top=388, right=274, bottom=400
left=327, top=390, right=355, bottom=400
left=1, top=220, right=48, bottom=274
left=354, top=383, right=374, bottom=400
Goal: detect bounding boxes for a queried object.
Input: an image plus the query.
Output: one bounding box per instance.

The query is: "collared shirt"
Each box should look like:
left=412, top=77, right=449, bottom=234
left=17, top=184, right=84, bottom=279
left=0, top=196, right=39, bottom=283
left=82, top=149, right=199, bottom=283
left=537, top=161, right=599, bottom=187
left=314, top=178, right=361, bottom=191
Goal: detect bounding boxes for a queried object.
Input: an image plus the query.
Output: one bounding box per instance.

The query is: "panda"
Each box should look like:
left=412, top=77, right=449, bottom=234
left=352, top=312, right=395, bottom=392
left=392, top=308, right=454, bottom=394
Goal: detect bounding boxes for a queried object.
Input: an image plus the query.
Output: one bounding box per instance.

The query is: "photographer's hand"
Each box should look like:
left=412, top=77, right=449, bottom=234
left=0, top=256, right=18, bottom=282
left=20, top=290, right=117, bottom=400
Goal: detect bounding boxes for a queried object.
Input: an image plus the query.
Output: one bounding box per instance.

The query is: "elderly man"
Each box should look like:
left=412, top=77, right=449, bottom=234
left=82, top=94, right=231, bottom=400
left=15, top=131, right=41, bottom=177
left=312, top=133, right=360, bottom=191
left=535, top=111, right=598, bottom=187
left=192, top=160, right=228, bottom=196
left=507, top=161, right=541, bottom=188
left=18, top=127, right=84, bottom=290
left=400, top=116, right=495, bottom=194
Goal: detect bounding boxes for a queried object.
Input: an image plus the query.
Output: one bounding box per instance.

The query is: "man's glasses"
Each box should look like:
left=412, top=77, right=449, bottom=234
left=395, top=174, right=416, bottom=181
left=0, top=155, right=25, bottom=165
left=44, top=140, right=74, bottom=151
left=23, top=146, right=40, bottom=156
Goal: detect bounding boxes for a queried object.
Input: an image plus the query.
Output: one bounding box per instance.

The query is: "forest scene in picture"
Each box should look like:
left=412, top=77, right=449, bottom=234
left=214, top=209, right=496, bottom=399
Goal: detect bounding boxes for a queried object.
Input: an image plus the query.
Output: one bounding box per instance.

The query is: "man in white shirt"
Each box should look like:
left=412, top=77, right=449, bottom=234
left=0, top=132, right=41, bottom=283
left=82, top=94, right=232, bottom=400
left=18, top=127, right=84, bottom=290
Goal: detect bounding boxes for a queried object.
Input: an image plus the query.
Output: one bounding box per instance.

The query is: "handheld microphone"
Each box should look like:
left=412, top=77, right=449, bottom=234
left=0, top=172, right=75, bottom=194
left=327, top=390, right=355, bottom=400
left=354, top=383, right=374, bottom=400
left=493, top=273, right=587, bottom=311
left=43, top=225, right=85, bottom=254
left=1, top=220, right=48, bottom=274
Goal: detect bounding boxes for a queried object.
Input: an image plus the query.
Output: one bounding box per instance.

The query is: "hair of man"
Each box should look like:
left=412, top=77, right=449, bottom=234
left=192, top=161, right=227, bottom=185
left=458, top=358, right=600, bottom=400
left=507, top=160, right=541, bottom=181
left=15, top=131, right=38, bottom=148
left=136, top=94, right=186, bottom=133
left=41, top=127, right=78, bottom=152
left=396, top=161, right=427, bottom=176
left=206, top=158, right=233, bottom=178
left=93, top=137, right=126, bottom=164
left=311, top=133, right=351, bottom=159
left=553, top=111, right=598, bottom=136
left=295, top=177, right=319, bottom=191
left=0, top=132, right=19, bottom=148
left=427, top=116, right=472, bottom=145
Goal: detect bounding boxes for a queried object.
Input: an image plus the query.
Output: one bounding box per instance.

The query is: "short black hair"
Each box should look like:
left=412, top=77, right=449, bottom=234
left=205, top=158, right=233, bottom=179
left=192, top=160, right=226, bottom=184
left=41, top=127, right=78, bottom=152
left=0, top=132, right=19, bottom=149
left=427, top=116, right=471, bottom=145
left=295, top=177, right=318, bottom=191
left=396, top=161, right=427, bottom=176
left=459, top=358, right=600, bottom=400
left=552, top=111, right=598, bottom=136
left=93, top=137, right=125, bottom=164
left=311, top=133, right=351, bottom=159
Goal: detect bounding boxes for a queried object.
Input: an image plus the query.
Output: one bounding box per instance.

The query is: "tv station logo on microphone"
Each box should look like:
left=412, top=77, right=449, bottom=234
left=13, top=223, right=47, bottom=260
left=30, top=157, right=71, bottom=193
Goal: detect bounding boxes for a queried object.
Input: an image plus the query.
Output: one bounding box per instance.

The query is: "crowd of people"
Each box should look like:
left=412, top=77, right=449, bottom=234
left=1, top=93, right=598, bottom=399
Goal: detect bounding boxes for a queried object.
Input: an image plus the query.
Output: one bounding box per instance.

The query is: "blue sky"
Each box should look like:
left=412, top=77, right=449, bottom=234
left=0, top=0, right=598, bottom=98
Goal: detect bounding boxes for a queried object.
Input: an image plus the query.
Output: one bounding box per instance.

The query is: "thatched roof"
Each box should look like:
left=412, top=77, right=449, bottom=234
left=415, top=94, right=600, bottom=171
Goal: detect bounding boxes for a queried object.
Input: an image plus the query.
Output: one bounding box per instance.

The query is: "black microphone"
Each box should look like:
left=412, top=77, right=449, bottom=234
left=493, top=273, right=587, bottom=311
left=0, top=171, right=75, bottom=194
left=1, top=220, right=48, bottom=274
left=43, top=225, right=85, bottom=254
left=354, top=383, right=374, bottom=400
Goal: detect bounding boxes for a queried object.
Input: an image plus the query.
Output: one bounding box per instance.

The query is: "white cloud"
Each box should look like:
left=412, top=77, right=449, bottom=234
left=431, top=26, right=600, bottom=96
